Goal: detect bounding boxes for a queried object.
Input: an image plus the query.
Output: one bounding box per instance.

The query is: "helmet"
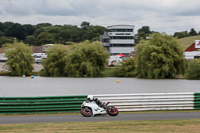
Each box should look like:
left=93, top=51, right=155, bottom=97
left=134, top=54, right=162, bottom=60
left=87, top=95, right=94, bottom=100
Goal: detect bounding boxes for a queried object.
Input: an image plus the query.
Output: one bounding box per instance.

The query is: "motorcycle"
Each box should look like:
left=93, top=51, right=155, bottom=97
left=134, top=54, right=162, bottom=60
left=80, top=99, right=119, bottom=117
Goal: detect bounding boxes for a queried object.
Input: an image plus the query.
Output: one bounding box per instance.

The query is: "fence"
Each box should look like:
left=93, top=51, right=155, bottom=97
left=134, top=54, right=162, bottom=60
left=93, top=92, right=200, bottom=112
left=0, top=95, right=87, bottom=114
left=0, top=92, right=199, bottom=114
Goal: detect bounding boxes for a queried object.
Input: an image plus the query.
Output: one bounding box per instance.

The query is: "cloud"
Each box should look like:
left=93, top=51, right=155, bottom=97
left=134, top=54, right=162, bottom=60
left=0, top=0, right=200, bottom=34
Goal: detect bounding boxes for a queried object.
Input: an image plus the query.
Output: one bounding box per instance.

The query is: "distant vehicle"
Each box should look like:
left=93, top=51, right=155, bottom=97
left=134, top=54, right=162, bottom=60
left=108, top=55, right=127, bottom=67
left=0, top=53, right=7, bottom=62
left=32, top=53, right=47, bottom=63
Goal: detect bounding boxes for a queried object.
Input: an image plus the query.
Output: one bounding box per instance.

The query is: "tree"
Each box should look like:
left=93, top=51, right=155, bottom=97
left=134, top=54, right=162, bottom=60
left=36, top=23, right=52, bottom=28
left=115, top=57, right=136, bottom=77
left=40, top=45, right=68, bottom=77
left=0, top=37, right=14, bottom=47
left=83, top=25, right=105, bottom=41
left=136, top=33, right=186, bottom=79
left=173, top=31, right=189, bottom=39
left=35, top=32, right=55, bottom=45
left=189, top=28, right=197, bottom=36
left=5, top=23, right=26, bottom=40
left=135, top=26, right=153, bottom=43
left=65, top=41, right=109, bottom=77
left=185, top=59, right=200, bottom=79
left=81, top=21, right=90, bottom=30
left=138, top=26, right=152, bottom=39
left=3, top=42, right=34, bottom=76
left=25, top=35, right=35, bottom=45
left=23, top=24, right=35, bottom=36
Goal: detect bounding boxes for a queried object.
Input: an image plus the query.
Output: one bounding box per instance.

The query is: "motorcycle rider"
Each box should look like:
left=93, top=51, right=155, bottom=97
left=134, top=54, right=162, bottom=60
left=87, top=95, right=105, bottom=109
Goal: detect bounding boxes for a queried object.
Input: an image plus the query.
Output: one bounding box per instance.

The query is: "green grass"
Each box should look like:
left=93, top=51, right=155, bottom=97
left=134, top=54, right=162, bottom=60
left=178, top=35, right=200, bottom=51
left=0, top=119, right=200, bottom=133
left=0, top=71, right=11, bottom=76
left=0, top=110, right=200, bottom=117
left=100, top=67, right=118, bottom=77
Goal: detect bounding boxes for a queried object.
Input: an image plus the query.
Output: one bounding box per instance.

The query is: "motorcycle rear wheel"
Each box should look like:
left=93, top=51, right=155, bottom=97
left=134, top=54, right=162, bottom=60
left=107, top=106, right=119, bottom=116
left=80, top=107, right=92, bottom=117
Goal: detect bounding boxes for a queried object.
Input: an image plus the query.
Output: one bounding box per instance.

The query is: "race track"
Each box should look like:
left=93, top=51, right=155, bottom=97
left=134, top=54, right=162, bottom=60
left=1, top=112, right=200, bottom=124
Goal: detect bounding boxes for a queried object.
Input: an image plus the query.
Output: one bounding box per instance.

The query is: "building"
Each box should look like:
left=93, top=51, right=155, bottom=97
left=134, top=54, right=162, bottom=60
left=184, top=40, right=200, bottom=60
left=100, top=25, right=135, bottom=56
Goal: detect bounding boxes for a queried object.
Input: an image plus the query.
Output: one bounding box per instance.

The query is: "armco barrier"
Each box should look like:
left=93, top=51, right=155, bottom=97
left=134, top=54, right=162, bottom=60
left=0, top=95, right=87, bottom=114
left=0, top=93, right=199, bottom=114
left=93, top=92, right=199, bottom=112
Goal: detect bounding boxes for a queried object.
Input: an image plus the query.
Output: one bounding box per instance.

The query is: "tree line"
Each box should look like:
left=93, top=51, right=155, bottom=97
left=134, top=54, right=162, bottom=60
left=0, top=21, right=105, bottom=47
left=136, top=26, right=200, bottom=42
left=1, top=21, right=200, bottom=48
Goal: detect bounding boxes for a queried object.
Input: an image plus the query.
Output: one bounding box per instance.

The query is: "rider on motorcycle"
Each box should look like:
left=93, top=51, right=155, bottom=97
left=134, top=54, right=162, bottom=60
left=87, top=95, right=105, bottom=109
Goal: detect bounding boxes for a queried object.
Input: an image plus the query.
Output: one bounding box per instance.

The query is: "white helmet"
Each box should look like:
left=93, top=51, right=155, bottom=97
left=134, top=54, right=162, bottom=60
left=87, top=95, right=94, bottom=100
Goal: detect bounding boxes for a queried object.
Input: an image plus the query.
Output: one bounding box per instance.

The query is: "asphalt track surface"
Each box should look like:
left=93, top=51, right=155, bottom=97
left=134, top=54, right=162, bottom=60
left=1, top=112, right=200, bottom=125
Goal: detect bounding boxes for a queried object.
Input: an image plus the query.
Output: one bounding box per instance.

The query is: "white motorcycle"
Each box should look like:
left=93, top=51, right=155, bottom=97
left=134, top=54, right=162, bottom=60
left=80, top=95, right=119, bottom=117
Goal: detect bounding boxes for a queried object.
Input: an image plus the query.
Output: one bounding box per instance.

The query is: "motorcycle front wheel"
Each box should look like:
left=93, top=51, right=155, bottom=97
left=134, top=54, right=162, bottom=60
left=80, top=107, right=92, bottom=117
left=107, top=106, right=119, bottom=116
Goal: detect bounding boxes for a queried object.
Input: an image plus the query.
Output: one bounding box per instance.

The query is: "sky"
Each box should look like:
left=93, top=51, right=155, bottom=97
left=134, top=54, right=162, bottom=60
left=0, top=0, right=200, bottom=35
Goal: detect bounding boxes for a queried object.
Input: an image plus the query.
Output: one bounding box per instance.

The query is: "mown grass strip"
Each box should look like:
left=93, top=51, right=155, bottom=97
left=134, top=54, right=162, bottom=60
left=0, top=119, right=200, bottom=133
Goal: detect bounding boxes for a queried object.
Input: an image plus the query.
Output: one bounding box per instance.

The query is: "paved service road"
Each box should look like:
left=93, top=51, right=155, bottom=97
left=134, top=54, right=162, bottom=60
left=1, top=112, right=200, bottom=124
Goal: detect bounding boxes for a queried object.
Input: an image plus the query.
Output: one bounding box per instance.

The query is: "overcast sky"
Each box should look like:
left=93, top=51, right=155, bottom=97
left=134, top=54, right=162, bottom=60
left=0, top=0, right=200, bottom=34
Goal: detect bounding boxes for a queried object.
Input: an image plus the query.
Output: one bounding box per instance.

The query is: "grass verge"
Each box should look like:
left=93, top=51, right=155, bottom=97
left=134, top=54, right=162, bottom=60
left=0, top=119, right=200, bottom=133
left=0, top=71, right=11, bottom=76
left=0, top=110, right=200, bottom=117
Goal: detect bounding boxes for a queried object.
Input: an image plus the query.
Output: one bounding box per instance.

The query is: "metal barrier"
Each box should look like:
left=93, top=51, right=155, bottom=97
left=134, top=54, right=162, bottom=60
left=93, top=92, right=199, bottom=112
left=0, top=95, right=87, bottom=114
left=0, top=92, right=199, bottom=114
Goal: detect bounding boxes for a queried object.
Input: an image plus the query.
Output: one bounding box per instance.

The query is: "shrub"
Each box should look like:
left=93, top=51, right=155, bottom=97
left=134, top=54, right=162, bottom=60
left=185, top=59, right=200, bottom=79
left=136, top=33, right=186, bottom=79
left=40, top=45, right=68, bottom=77
left=115, top=57, right=137, bottom=77
left=3, top=42, right=34, bottom=76
left=65, top=41, right=109, bottom=77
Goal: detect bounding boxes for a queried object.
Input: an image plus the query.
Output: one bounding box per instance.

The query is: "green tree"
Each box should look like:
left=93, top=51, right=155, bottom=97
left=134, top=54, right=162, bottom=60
left=84, top=25, right=105, bottom=41
left=173, top=31, right=189, bottom=39
left=138, top=26, right=152, bottom=39
left=40, top=45, right=68, bottom=77
left=136, top=33, right=186, bottom=79
left=35, top=32, right=55, bottom=45
left=25, top=35, right=35, bottom=45
left=0, top=37, right=14, bottom=47
left=135, top=26, right=153, bottom=43
left=5, top=23, right=26, bottom=40
left=116, top=57, right=136, bottom=77
left=189, top=28, right=197, bottom=36
left=81, top=21, right=90, bottom=30
left=185, top=59, right=200, bottom=79
left=65, top=41, right=109, bottom=77
left=3, top=42, right=34, bottom=76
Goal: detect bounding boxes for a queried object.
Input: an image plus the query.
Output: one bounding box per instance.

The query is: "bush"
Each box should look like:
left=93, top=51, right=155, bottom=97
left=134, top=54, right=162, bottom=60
left=3, top=42, right=34, bottom=76
left=40, top=45, right=68, bottom=77
left=65, top=41, right=109, bottom=77
left=100, top=68, right=119, bottom=77
left=115, top=57, right=137, bottom=77
left=185, top=59, right=200, bottom=79
left=136, top=33, right=186, bottom=79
